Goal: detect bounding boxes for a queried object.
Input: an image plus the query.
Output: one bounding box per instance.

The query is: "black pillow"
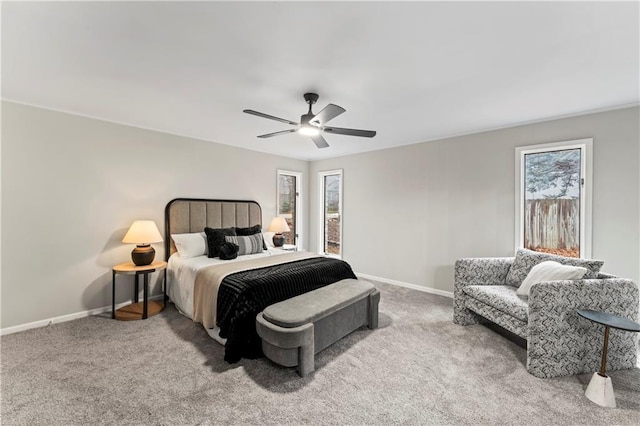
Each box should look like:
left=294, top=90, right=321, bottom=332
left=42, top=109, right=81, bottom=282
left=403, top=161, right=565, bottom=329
left=204, top=227, right=236, bottom=258
left=218, top=242, right=239, bottom=260
left=234, top=224, right=267, bottom=251
left=234, top=224, right=262, bottom=235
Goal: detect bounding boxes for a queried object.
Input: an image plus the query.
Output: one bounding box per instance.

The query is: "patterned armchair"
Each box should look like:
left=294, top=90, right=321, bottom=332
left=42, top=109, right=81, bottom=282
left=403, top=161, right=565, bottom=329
left=453, top=254, right=639, bottom=378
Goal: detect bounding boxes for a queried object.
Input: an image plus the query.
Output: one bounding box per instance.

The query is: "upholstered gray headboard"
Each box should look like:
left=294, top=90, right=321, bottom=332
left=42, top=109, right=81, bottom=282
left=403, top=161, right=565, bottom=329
left=164, top=198, right=262, bottom=259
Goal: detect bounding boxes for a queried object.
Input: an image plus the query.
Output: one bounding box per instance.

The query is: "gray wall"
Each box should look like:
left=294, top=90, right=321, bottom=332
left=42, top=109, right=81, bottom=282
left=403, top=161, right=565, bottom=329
left=2, top=102, right=638, bottom=330
left=310, top=107, right=640, bottom=293
left=1, top=102, right=308, bottom=329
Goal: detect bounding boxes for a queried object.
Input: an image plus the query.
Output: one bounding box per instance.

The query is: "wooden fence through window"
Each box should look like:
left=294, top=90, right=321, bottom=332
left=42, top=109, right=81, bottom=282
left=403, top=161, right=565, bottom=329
left=525, top=198, right=579, bottom=257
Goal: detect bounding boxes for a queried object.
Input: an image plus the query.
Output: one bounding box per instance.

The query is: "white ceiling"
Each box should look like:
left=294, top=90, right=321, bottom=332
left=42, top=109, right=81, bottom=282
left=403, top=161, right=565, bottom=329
left=3, top=1, right=638, bottom=161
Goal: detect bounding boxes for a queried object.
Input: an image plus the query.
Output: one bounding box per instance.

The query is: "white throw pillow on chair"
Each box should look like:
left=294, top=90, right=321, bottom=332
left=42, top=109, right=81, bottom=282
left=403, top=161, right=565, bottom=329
left=517, top=260, right=588, bottom=297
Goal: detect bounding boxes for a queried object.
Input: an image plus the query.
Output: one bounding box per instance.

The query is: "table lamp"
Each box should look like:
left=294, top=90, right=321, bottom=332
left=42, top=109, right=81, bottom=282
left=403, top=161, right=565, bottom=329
left=122, top=220, right=163, bottom=266
left=268, top=217, right=290, bottom=247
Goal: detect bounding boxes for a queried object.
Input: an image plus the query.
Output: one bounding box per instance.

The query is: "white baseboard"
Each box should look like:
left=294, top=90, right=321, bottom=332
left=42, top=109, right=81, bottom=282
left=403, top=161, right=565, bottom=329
left=2, top=276, right=452, bottom=336
left=356, top=272, right=453, bottom=299
left=0, top=295, right=164, bottom=336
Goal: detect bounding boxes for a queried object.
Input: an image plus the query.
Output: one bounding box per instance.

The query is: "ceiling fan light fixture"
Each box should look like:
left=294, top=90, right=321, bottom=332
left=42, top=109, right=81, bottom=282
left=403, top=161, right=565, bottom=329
left=244, top=92, right=376, bottom=148
left=299, top=125, right=320, bottom=136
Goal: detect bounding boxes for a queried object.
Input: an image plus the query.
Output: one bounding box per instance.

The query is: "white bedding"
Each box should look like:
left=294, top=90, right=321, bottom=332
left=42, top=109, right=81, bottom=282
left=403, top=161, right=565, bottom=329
left=167, top=248, right=293, bottom=342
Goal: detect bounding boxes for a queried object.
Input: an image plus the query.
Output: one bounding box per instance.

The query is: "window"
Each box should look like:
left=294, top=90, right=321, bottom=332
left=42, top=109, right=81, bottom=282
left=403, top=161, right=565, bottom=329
left=318, top=169, right=343, bottom=257
left=515, top=138, right=592, bottom=258
left=277, top=170, right=302, bottom=247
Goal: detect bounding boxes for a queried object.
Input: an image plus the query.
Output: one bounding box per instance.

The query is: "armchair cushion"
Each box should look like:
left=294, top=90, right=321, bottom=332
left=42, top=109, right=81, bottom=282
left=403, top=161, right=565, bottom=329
left=505, top=248, right=604, bottom=287
left=463, top=285, right=529, bottom=322
left=465, top=297, right=528, bottom=338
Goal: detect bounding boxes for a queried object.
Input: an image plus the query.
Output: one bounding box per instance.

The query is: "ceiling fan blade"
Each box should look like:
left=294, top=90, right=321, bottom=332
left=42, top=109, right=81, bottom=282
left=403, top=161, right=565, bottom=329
left=311, top=134, right=330, bottom=149
left=323, top=126, right=377, bottom=138
left=257, top=129, right=297, bottom=139
left=309, top=104, right=346, bottom=126
left=243, top=109, right=299, bottom=126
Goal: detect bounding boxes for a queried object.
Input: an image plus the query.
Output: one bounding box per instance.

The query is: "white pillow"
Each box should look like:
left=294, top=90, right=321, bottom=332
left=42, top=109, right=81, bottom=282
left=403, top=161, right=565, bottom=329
left=171, top=232, right=208, bottom=258
left=517, top=260, right=587, bottom=297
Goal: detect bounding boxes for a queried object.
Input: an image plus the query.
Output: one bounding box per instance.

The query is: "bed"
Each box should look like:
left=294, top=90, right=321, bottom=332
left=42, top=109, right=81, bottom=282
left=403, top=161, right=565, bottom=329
left=164, top=198, right=357, bottom=362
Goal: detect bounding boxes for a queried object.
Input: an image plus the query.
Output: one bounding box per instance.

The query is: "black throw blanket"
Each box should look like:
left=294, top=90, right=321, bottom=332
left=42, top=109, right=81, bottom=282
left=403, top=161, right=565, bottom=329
left=216, top=256, right=357, bottom=363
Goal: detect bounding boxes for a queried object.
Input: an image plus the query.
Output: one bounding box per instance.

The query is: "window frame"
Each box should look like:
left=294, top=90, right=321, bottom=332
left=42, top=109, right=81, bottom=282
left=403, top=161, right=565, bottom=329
left=318, top=169, right=343, bottom=258
left=276, top=169, right=302, bottom=248
left=515, top=138, right=593, bottom=258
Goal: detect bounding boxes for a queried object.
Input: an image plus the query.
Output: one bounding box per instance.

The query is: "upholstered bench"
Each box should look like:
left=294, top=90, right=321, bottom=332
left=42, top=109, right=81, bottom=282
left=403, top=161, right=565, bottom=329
left=256, top=278, right=380, bottom=377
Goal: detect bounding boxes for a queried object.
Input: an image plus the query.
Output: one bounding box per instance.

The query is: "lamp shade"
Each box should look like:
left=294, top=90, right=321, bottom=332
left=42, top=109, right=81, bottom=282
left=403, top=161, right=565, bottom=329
left=122, top=220, right=163, bottom=266
left=122, top=220, right=163, bottom=245
left=268, top=217, right=290, bottom=233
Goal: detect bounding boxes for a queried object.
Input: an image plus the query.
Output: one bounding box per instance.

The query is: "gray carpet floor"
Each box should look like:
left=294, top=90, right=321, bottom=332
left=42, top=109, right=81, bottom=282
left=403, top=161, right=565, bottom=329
left=1, top=281, right=639, bottom=425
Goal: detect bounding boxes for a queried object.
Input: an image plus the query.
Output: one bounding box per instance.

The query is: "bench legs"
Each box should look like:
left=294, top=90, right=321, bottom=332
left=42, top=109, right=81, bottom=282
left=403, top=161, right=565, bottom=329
left=298, top=336, right=315, bottom=377
left=368, top=290, right=380, bottom=329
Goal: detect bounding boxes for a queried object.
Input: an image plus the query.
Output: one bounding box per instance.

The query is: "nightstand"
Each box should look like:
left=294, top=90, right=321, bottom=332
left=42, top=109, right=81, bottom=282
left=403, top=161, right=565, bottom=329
left=112, top=261, right=167, bottom=320
left=282, top=244, right=298, bottom=251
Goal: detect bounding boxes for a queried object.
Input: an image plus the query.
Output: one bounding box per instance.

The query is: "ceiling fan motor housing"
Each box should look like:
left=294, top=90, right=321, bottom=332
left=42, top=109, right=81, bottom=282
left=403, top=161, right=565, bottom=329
left=300, top=113, right=315, bottom=126
left=303, top=93, right=319, bottom=105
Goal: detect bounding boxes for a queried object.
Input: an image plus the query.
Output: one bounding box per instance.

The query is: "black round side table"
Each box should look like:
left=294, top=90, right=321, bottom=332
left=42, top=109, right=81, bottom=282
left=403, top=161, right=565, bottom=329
left=576, top=309, right=640, bottom=408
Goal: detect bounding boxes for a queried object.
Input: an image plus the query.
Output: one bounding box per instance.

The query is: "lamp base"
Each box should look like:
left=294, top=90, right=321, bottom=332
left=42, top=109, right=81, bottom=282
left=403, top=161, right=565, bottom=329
left=131, top=244, right=155, bottom=266
left=272, top=233, right=285, bottom=247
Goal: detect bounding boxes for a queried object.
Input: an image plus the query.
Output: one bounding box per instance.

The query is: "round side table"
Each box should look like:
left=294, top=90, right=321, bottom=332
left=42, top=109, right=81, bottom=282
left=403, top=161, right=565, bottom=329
left=112, top=261, right=167, bottom=320
left=576, top=309, right=640, bottom=408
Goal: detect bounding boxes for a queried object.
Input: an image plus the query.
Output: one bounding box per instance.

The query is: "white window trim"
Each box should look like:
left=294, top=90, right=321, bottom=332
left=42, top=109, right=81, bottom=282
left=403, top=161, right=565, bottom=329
left=277, top=169, right=303, bottom=249
left=318, top=169, right=343, bottom=258
left=515, top=138, right=593, bottom=258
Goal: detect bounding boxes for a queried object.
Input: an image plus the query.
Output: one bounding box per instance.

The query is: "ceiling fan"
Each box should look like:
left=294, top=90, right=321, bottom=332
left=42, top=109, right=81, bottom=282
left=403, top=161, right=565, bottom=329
left=243, top=93, right=376, bottom=149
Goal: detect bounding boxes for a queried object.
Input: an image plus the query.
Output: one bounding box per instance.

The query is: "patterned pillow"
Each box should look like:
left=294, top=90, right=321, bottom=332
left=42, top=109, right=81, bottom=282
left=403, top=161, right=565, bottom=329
left=225, top=234, right=264, bottom=256
left=505, top=248, right=603, bottom=287
left=233, top=225, right=268, bottom=251
left=204, top=227, right=237, bottom=258
left=516, top=261, right=588, bottom=297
